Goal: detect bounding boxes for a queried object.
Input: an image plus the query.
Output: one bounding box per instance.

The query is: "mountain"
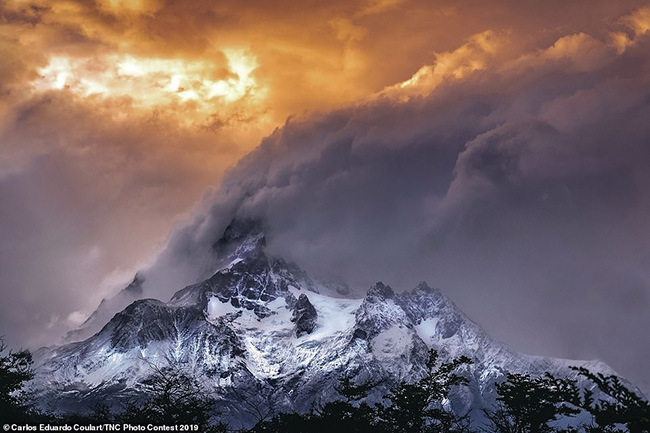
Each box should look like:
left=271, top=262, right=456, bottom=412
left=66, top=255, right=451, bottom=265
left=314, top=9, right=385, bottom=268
left=32, top=219, right=622, bottom=428
left=62, top=273, right=145, bottom=344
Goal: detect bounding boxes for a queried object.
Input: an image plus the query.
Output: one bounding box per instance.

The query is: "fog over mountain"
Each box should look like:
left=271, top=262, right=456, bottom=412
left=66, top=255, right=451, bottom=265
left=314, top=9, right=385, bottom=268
left=33, top=219, right=626, bottom=428
left=0, top=0, right=649, bottom=396
left=142, top=18, right=650, bottom=393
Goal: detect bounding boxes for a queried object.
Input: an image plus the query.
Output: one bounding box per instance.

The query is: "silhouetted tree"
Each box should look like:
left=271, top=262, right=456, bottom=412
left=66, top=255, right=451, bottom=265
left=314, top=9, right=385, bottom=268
left=227, top=381, right=279, bottom=427
left=249, top=375, right=380, bottom=433
left=314, top=376, right=383, bottom=433
left=0, top=338, right=35, bottom=422
left=571, top=366, right=650, bottom=433
left=484, top=373, right=581, bottom=433
left=375, top=349, right=474, bottom=433
left=248, top=411, right=315, bottom=433
left=118, top=362, right=224, bottom=431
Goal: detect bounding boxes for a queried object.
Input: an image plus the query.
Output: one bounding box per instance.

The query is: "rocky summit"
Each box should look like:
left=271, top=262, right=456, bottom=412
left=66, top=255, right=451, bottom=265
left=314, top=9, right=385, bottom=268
left=32, top=219, right=619, bottom=428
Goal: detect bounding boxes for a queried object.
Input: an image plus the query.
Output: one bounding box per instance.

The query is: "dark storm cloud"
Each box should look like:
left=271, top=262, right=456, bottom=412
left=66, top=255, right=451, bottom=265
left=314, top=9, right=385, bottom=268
left=0, top=91, right=245, bottom=348
left=147, top=26, right=650, bottom=392
left=1, top=0, right=650, bottom=396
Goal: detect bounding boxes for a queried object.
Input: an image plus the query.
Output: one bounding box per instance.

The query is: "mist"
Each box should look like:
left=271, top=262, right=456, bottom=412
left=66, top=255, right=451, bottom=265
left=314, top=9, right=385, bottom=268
left=0, top=0, right=649, bottom=397
left=143, top=23, right=650, bottom=393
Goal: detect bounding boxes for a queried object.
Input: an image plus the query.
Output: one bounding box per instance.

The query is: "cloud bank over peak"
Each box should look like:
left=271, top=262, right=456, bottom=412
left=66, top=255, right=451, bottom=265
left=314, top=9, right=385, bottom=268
left=1, top=0, right=649, bottom=395
left=145, top=14, right=650, bottom=392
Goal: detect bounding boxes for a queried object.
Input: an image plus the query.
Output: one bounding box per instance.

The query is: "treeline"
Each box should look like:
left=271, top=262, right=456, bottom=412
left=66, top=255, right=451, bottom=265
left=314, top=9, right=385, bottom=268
left=2, top=339, right=648, bottom=432
left=244, top=351, right=650, bottom=433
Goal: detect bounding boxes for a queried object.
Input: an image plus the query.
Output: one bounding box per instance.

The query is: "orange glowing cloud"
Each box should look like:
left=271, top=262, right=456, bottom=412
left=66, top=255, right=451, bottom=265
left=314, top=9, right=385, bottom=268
left=381, top=30, right=504, bottom=100
left=31, top=49, right=266, bottom=125
left=622, top=5, right=650, bottom=36
left=96, top=0, right=161, bottom=16
left=610, top=6, right=650, bottom=53
left=3, top=0, right=413, bottom=141
left=2, top=0, right=650, bottom=362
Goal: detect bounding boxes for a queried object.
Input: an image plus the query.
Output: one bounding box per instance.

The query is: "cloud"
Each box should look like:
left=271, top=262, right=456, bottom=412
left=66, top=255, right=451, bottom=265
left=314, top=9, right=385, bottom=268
left=0, top=88, right=251, bottom=347
left=621, top=5, right=650, bottom=36
left=144, top=21, right=650, bottom=393
left=384, top=30, right=504, bottom=98
left=355, top=0, right=405, bottom=17
left=1, top=0, right=650, bottom=395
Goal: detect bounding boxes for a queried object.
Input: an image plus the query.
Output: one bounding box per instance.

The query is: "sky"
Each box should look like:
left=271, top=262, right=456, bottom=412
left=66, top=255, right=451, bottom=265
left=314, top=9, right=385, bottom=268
left=1, top=0, right=649, bottom=393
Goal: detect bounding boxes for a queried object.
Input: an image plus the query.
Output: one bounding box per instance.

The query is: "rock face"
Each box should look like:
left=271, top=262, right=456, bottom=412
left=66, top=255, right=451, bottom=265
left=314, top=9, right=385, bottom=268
left=291, top=294, right=318, bottom=337
left=62, top=274, right=145, bottom=344
left=31, top=219, right=624, bottom=428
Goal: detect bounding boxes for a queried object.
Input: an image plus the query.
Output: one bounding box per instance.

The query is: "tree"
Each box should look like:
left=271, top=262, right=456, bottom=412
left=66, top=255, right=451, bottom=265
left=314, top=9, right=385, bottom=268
left=571, top=366, right=650, bottom=433
left=313, top=376, right=383, bottom=433
left=249, top=376, right=380, bottom=433
left=484, top=373, right=581, bottom=433
left=227, top=382, right=278, bottom=427
left=0, top=338, right=35, bottom=422
left=249, top=351, right=474, bottom=433
left=376, top=349, right=474, bottom=433
left=248, top=411, right=313, bottom=433
left=119, top=362, right=223, bottom=430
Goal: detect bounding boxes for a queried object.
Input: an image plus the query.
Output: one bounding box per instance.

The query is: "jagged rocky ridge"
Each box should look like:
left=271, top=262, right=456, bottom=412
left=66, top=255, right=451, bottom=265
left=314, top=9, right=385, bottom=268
left=62, top=273, right=144, bottom=344
left=32, top=219, right=621, bottom=428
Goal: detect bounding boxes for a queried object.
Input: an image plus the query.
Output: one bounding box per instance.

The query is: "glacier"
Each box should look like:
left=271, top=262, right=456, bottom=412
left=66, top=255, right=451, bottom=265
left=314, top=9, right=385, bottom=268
left=31, top=219, right=626, bottom=428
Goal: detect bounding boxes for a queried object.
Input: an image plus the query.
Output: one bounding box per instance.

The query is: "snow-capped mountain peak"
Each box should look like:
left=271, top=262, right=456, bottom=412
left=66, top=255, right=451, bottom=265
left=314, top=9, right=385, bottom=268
left=32, top=218, right=629, bottom=427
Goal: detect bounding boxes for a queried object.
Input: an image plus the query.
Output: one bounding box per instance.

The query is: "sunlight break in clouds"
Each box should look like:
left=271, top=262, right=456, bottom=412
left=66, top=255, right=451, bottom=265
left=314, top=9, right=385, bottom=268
left=32, top=49, right=265, bottom=125
left=136, top=5, right=650, bottom=394
left=391, top=30, right=503, bottom=98
left=1, top=0, right=650, bottom=395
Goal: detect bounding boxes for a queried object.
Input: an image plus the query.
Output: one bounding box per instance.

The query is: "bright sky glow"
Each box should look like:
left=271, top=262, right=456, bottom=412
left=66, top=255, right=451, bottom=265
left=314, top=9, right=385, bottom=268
left=32, top=49, right=265, bottom=123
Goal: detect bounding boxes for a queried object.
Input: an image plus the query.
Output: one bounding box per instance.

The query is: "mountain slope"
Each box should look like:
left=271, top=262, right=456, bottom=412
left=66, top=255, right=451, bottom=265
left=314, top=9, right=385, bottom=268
left=32, top=219, right=622, bottom=427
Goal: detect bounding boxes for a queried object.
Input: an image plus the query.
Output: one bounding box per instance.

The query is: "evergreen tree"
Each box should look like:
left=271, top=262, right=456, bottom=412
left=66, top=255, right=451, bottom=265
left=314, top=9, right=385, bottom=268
left=249, top=376, right=380, bottom=433
left=0, top=338, right=35, bottom=422
left=484, top=373, right=581, bottom=433
left=118, top=362, right=224, bottom=431
left=376, top=349, right=474, bottom=433
left=571, top=366, right=650, bottom=433
left=314, top=376, right=382, bottom=433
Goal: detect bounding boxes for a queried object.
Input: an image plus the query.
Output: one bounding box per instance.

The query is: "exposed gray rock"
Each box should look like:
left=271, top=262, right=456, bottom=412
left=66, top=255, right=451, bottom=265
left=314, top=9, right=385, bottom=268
left=31, top=218, right=634, bottom=428
left=291, top=293, right=317, bottom=337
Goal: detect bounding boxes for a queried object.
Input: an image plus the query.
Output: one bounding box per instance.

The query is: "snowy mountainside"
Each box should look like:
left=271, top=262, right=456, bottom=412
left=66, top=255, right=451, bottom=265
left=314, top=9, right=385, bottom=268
left=62, top=273, right=144, bottom=344
left=32, top=219, right=620, bottom=426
